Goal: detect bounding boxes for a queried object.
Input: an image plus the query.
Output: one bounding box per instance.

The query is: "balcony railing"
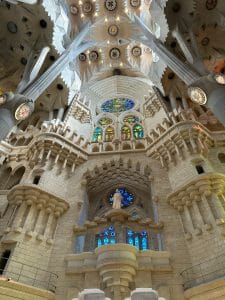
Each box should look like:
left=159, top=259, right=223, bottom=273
left=0, top=257, right=58, bottom=293
left=181, top=253, right=225, bottom=290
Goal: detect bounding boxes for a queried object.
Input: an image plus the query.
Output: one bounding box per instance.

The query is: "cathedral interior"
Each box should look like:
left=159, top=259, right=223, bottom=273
left=1, top=0, right=225, bottom=299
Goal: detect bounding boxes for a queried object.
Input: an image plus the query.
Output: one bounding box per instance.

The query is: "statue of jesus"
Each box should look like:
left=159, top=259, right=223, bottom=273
left=112, top=189, right=123, bottom=209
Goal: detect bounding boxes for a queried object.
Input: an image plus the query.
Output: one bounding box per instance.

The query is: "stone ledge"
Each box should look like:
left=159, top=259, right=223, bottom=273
left=0, top=278, right=55, bottom=300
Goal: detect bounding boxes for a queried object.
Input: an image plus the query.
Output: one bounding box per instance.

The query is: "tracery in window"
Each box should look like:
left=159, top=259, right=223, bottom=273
left=92, top=127, right=103, bottom=142
left=121, top=125, right=131, bottom=140
left=101, top=98, right=135, bottom=113
left=109, top=187, right=134, bottom=208
left=96, top=226, right=117, bottom=247
left=123, top=115, right=139, bottom=124
left=105, top=126, right=114, bottom=142
left=126, top=230, right=149, bottom=251
left=98, top=118, right=113, bottom=126
left=133, top=124, right=144, bottom=139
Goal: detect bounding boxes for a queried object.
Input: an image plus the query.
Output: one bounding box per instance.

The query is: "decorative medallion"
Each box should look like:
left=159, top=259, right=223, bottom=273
left=70, top=5, right=78, bottom=15
left=79, top=53, right=87, bottom=61
left=108, top=24, right=119, bottom=36
left=15, top=103, right=31, bottom=120
left=89, top=51, right=99, bottom=61
left=215, top=74, right=225, bottom=85
left=188, top=87, right=207, bottom=105
left=82, top=1, right=93, bottom=13
left=206, top=0, right=217, bottom=10
left=130, top=0, right=141, bottom=8
left=110, top=48, right=120, bottom=60
left=105, top=0, right=117, bottom=11
left=7, top=21, right=17, bottom=33
left=132, top=46, right=142, bottom=57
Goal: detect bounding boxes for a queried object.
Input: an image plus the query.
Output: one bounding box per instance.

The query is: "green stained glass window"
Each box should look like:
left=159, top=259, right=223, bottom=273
left=105, top=126, right=114, bottom=142
left=121, top=125, right=131, bottom=140
left=101, top=98, right=135, bottom=113
left=133, top=124, right=144, bottom=139
left=123, top=115, right=139, bottom=124
left=92, top=127, right=103, bottom=142
left=98, top=118, right=113, bottom=126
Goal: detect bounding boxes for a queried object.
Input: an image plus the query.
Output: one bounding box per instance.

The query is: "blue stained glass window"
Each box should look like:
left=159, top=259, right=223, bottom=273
left=133, top=124, right=144, bottom=139
left=109, top=188, right=134, bottom=208
left=101, top=98, right=135, bottom=113
left=126, top=229, right=149, bottom=251
left=92, top=127, right=103, bottom=142
left=96, top=226, right=117, bottom=247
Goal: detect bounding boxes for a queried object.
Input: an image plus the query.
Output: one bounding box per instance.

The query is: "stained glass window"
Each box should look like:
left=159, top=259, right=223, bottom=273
left=126, top=229, right=149, bottom=251
left=133, top=124, right=144, bottom=139
left=98, top=118, right=113, bottom=126
left=101, top=98, right=135, bottom=113
left=92, top=127, right=103, bottom=142
left=105, top=126, right=114, bottom=142
left=109, top=187, right=134, bottom=208
left=121, top=125, right=131, bottom=140
left=96, top=226, right=117, bottom=247
left=123, top=115, right=139, bottom=124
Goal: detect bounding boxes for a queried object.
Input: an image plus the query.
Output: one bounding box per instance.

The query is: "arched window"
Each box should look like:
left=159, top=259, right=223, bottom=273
left=0, top=250, right=11, bottom=274
left=133, top=124, right=144, bottom=139
left=92, top=127, right=103, bottom=142
left=109, top=187, right=134, bottom=208
left=105, top=126, right=114, bottom=142
left=96, top=226, right=117, bottom=247
left=121, top=125, right=131, bottom=140
left=126, top=230, right=149, bottom=251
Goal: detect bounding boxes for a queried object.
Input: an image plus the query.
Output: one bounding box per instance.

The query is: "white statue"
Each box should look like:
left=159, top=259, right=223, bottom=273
left=112, top=189, right=123, bottom=209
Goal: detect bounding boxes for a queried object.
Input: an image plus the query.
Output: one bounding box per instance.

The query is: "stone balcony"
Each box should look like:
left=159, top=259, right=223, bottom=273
left=65, top=244, right=171, bottom=299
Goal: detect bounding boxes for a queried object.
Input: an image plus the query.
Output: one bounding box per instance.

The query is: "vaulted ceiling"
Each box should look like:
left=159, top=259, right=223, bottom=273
left=0, top=0, right=224, bottom=114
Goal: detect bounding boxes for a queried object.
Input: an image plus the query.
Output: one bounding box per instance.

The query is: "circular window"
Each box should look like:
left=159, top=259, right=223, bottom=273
left=82, top=1, right=92, bottom=13
left=132, top=46, right=142, bottom=57
left=108, top=24, right=119, bottom=36
left=105, top=0, right=117, bottom=11
left=110, top=48, right=121, bottom=60
left=130, top=0, right=141, bottom=8
left=101, top=98, right=135, bottom=113
left=79, top=53, right=87, bottom=61
left=206, top=0, right=217, bottom=10
left=201, top=37, right=209, bottom=46
left=109, top=187, right=134, bottom=208
left=7, top=22, right=17, bottom=33
left=70, top=5, right=78, bottom=15
left=89, top=51, right=99, bottom=61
